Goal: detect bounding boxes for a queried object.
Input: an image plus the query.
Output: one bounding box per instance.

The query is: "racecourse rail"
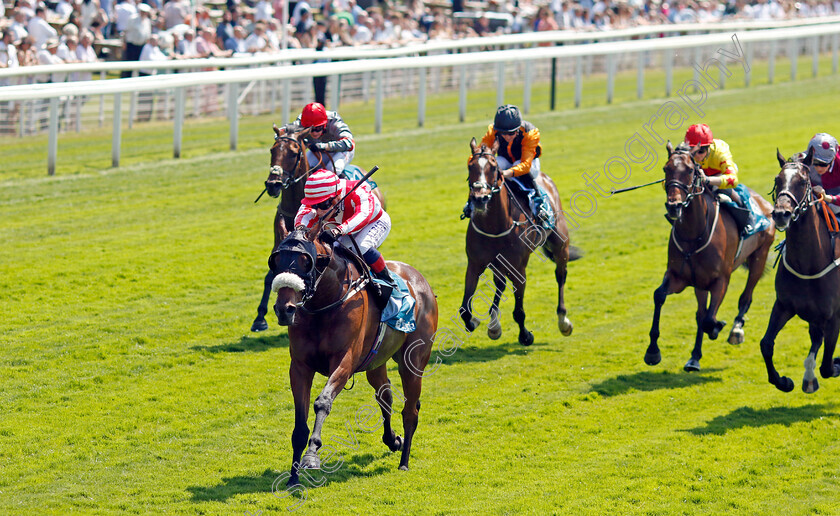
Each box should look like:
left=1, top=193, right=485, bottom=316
left=1, top=22, right=839, bottom=175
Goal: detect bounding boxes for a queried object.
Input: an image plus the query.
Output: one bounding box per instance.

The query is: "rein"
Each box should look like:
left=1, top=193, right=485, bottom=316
left=298, top=244, right=370, bottom=315
left=269, top=135, right=320, bottom=190
left=666, top=152, right=718, bottom=258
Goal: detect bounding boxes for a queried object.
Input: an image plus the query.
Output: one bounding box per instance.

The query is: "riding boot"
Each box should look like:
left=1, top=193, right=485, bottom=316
left=461, top=200, right=473, bottom=220
left=372, top=268, right=398, bottom=311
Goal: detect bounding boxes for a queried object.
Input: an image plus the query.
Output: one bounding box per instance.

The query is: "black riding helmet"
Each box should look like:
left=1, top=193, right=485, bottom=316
left=493, top=104, right=521, bottom=134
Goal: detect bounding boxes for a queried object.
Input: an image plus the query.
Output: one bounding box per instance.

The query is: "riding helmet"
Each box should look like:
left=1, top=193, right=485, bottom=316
left=301, top=102, right=328, bottom=128
left=493, top=105, right=522, bottom=133
left=684, top=123, right=713, bottom=147
left=807, top=133, right=838, bottom=165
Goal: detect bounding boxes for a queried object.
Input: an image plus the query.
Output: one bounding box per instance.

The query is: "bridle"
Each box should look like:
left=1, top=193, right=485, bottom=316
left=773, top=162, right=815, bottom=226
left=468, top=150, right=502, bottom=196
left=664, top=150, right=705, bottom=210
left=268, top=135, right=309, bottom=190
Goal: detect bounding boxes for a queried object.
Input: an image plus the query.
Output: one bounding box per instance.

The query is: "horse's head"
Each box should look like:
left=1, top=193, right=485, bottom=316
left=772, top=146, right=815, bottom=231
left=268, top=228, right=332, bottom=325
left=467, top=137, right=501, bottom=214
left=266, top=124, right=313, bottom=197
left=663, top=141, right=703, bottom=222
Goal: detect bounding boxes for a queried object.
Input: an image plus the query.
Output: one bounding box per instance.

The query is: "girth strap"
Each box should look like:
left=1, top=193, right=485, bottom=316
left=354, top=321, right=388, bottom=373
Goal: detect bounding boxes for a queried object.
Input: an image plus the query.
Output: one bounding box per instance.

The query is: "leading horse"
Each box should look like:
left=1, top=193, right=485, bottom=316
left=270, top=228, right=438, bottom=485
left=460, top=138, right=575, bottom=345
left=645, top=142, right=775, bottom=372
left=760, top=147, right=840, bottom=393
left=251, top=124, right=385, bottom=332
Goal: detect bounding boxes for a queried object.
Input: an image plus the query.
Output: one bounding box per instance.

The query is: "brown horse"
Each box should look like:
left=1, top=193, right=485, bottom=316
left=251, top=124, right=386, bottom=332
left=760, top=147, right=840, bottom=393
left=460, top=138, right=574, bottom=345
left=270, top=228, right=438, bottom=486
left=645, top=142, right=775, bottom=372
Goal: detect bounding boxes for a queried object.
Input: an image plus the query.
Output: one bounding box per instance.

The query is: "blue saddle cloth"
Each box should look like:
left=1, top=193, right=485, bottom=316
left=733, top=184, right=770, bottom=238
left=506, top=176, right=555, bottom=229
left=374, top=272, right=416, bottom=333
left=342, top=164, right=378, bottom=190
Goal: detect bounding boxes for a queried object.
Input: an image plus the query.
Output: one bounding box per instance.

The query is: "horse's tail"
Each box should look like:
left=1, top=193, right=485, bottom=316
left=542, top=244, right=584, bottom=262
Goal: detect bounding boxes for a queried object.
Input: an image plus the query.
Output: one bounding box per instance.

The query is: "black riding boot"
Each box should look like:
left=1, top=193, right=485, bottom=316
left=372, top=268, right=398, bottom=310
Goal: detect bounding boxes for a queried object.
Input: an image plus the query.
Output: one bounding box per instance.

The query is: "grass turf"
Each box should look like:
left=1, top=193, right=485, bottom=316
left=2, top=58, right=840, bottom=514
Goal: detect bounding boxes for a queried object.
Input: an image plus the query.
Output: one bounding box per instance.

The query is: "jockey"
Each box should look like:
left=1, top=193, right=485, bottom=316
left=462, top=104, right=552, bottom=226
left=295, top=102, right=355, bottom=178
left=803, top=133, right=840, bottom=211
left=294, top=168, right=397, bottom=308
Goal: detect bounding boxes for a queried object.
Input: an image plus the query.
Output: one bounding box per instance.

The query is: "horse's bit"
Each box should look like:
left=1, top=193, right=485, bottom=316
left=664, top=152, right=705, bottom=209
left=773, top=163, right=814, bottom=225
left=269, top=135, right=308, bottom=190
left=468, top=151, right=502, bottom=195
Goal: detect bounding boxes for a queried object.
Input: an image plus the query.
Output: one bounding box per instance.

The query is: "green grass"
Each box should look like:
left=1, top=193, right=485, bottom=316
left=3, top=63, right=840, bottom=514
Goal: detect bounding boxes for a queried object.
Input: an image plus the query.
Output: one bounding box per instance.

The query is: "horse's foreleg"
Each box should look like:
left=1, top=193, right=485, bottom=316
left=685, top=288, right=709, bottom=372
left=460, top=262, right=483, bottom=332
left=301, top=362, right=354, bottom=471
left=646, top=274, right=673, bottom=366
left=759, top=301, right=796, bottom=392
left=803, top=324, right=824, bottom=393
left=702, top=277, right=728, bottom=341
left=551, top=237, right=572, bottom=336
left=819, top=318, right=840, bottom=379
left=487, top=272, right=506, bottom=340
left=288, top=360, right=315, bottom=486
left=511, top=268, right=533, bottom=346
left=366, top=365, right=402, bottom=452
left=251, top=269, right=276, bottom=332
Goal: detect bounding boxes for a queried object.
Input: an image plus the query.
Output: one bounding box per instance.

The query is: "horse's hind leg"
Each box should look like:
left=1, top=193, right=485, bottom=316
left=287, top=360, right=315, bottom=486
left=251, top=269, right=276, bottom=332
left=820, top=318, right=840, bottom=379
left=460, top=262, right=483, bottom=332
left=487, top=272, right=506, bottom=340
left=395, top=354, right=424, bottom=471
left=366, top=365, right=403, bottom=452
left=759, top=301, right=796, bottom=392
left=803, top=324, right=824, bottom=393
left=547, top=232, right=572, bottom=336
left=728, top=251, right=768, bottom=345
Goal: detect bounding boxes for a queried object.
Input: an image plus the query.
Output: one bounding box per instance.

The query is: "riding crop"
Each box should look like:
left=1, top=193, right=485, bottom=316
left=610, top=178, right=664, bottom=194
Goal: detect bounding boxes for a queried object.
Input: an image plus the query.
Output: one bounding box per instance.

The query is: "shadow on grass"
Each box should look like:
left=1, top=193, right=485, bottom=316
left=436, top=339, right=548, bottom=366
left=685, top=404, right=839, bottom=436
left=589, top=369, right=724, bottom=397
left=187, top=452, right=391, bottom=502
left=192, top=333, right=289, bottom=353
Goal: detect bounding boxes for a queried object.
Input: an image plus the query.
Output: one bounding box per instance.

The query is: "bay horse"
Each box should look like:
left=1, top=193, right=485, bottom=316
left=645, top=141, right=775, bottom=372
left=460, top=138, right=574, bottom=345
left=760, top=147, right=840, bottom=393
left=270, top=228, right=438, bottom=486
left=251, top=124, right=386, bottom=332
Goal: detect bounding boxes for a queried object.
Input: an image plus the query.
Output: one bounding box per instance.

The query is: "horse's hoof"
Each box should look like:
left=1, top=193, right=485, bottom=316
left=487, top=325, right=502, bottom=340
left=286, top=475, right=301, bottom=488
left=387, top=435, right=403, bottom=452
left=519, top=331, right=534, bottom=346
left=465, top=317, right=480, bottom=332
left=777, top=376, right=795, bottom=393
left=251, top=316, right=268, bottom=332
left=644, top=351, right=661, bottom=366
left=399, top=465, right=409, bottom=471
left=833, top=363, right=840, bottom=378
left=301, top=452, right=321, bottom=470
left=684, top=358, right=701, bottom=372
left=559, top=315, right=573, bottom=336
left=727, top=327, right=744, bottom=345
left=803, top=377, right=819, bottom=394
left=707, top=320, right=727, bottom=340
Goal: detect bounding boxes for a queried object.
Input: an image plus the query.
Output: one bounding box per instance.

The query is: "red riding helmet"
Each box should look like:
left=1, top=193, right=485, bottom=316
left=685, top=124, right=714, bottom=147
left=300, top=102, right=328, bottom=128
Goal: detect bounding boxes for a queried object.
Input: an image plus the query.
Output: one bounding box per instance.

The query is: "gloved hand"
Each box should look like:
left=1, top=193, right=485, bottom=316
left=699, top=171, right=710, bottom=187
left=814, top=186, right=827, bottom=202
left=319, top=227, right=341, bottom=245
left=308, top=142, right=328, bottom=153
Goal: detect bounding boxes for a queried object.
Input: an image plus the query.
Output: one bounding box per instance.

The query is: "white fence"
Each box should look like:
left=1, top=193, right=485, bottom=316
left=2, top=22, right=839, bottom=175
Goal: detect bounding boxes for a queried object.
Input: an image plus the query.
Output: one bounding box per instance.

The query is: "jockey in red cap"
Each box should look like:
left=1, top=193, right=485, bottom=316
left=295, top=168, right=397, bottom=308
left=296, top=102, right=356, bottom=178
left=684, top=123, right=739, bottom=189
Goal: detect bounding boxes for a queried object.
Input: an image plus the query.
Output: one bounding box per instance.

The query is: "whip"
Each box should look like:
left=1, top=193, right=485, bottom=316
left=610, top=178, right=664, bottom=194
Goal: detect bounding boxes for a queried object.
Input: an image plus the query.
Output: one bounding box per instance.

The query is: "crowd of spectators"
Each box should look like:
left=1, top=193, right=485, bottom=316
left=2, top=0, right=840, bottom=83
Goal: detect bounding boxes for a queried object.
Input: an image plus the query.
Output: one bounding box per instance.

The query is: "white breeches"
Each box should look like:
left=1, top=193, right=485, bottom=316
left=337, top=211, right=391, bottom=255
left=497, top=156, right=540, bottom=178
left=307, top=148, right=355, bottom=176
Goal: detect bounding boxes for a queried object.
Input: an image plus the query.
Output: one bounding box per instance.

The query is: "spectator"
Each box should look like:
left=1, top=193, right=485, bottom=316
left=76, top=30, right=99, bottom=81
left=255, top=0, right=274, bottom=21
left=80, top=0, right=101, bottom=31
left=8, top=10, right=30, bottom=44
left=137, top=33, right=169, bottom=120
left=176, top=29, right=198, bottom=56
left=163, top=0, right=190, bottom=29
left=37, top=38, right=66, bottom=82
left=55, top=0, right=76, bottom=18
left=28, top=7, right=59, bottom=49
left=225, top=25, right=248, bottom=53
left=114, top=0, right=138, bottom=34
left=216, top=9, right=237, bottom=44
left=122, top=2, right=152, bottom=77
left=0, top=30, right=20, bottom=134
left=244, top=22, right=270, bottom=52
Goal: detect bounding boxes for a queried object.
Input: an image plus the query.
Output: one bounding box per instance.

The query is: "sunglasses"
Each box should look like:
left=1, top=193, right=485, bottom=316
left=814, top=159, right=833, bottom=167
left=312, top=199, right=332, bottom=210
left=310, top=126, right=325, bottom=134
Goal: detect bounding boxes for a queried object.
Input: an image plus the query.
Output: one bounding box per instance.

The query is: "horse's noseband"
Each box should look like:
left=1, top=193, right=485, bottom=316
left=270, top=136, right=308, bottom=190
left=774, top=164, right=813, bottom=224
left=664, top=152, right=704, bottom=209
left=469, top=151, right=502, bottom=196
left=269, top=231, right=323, bottom=303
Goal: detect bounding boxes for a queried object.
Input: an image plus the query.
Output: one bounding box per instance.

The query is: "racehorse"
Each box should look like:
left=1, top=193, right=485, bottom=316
left=645, top=141, right=775, bottom=372
left=251, top=124, right=386, bottom=332
left=760, top=147, right=840, bottom=393
left=270, top=228, right=438, bottom=485
left=460, top=138, right=574, bottom=345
